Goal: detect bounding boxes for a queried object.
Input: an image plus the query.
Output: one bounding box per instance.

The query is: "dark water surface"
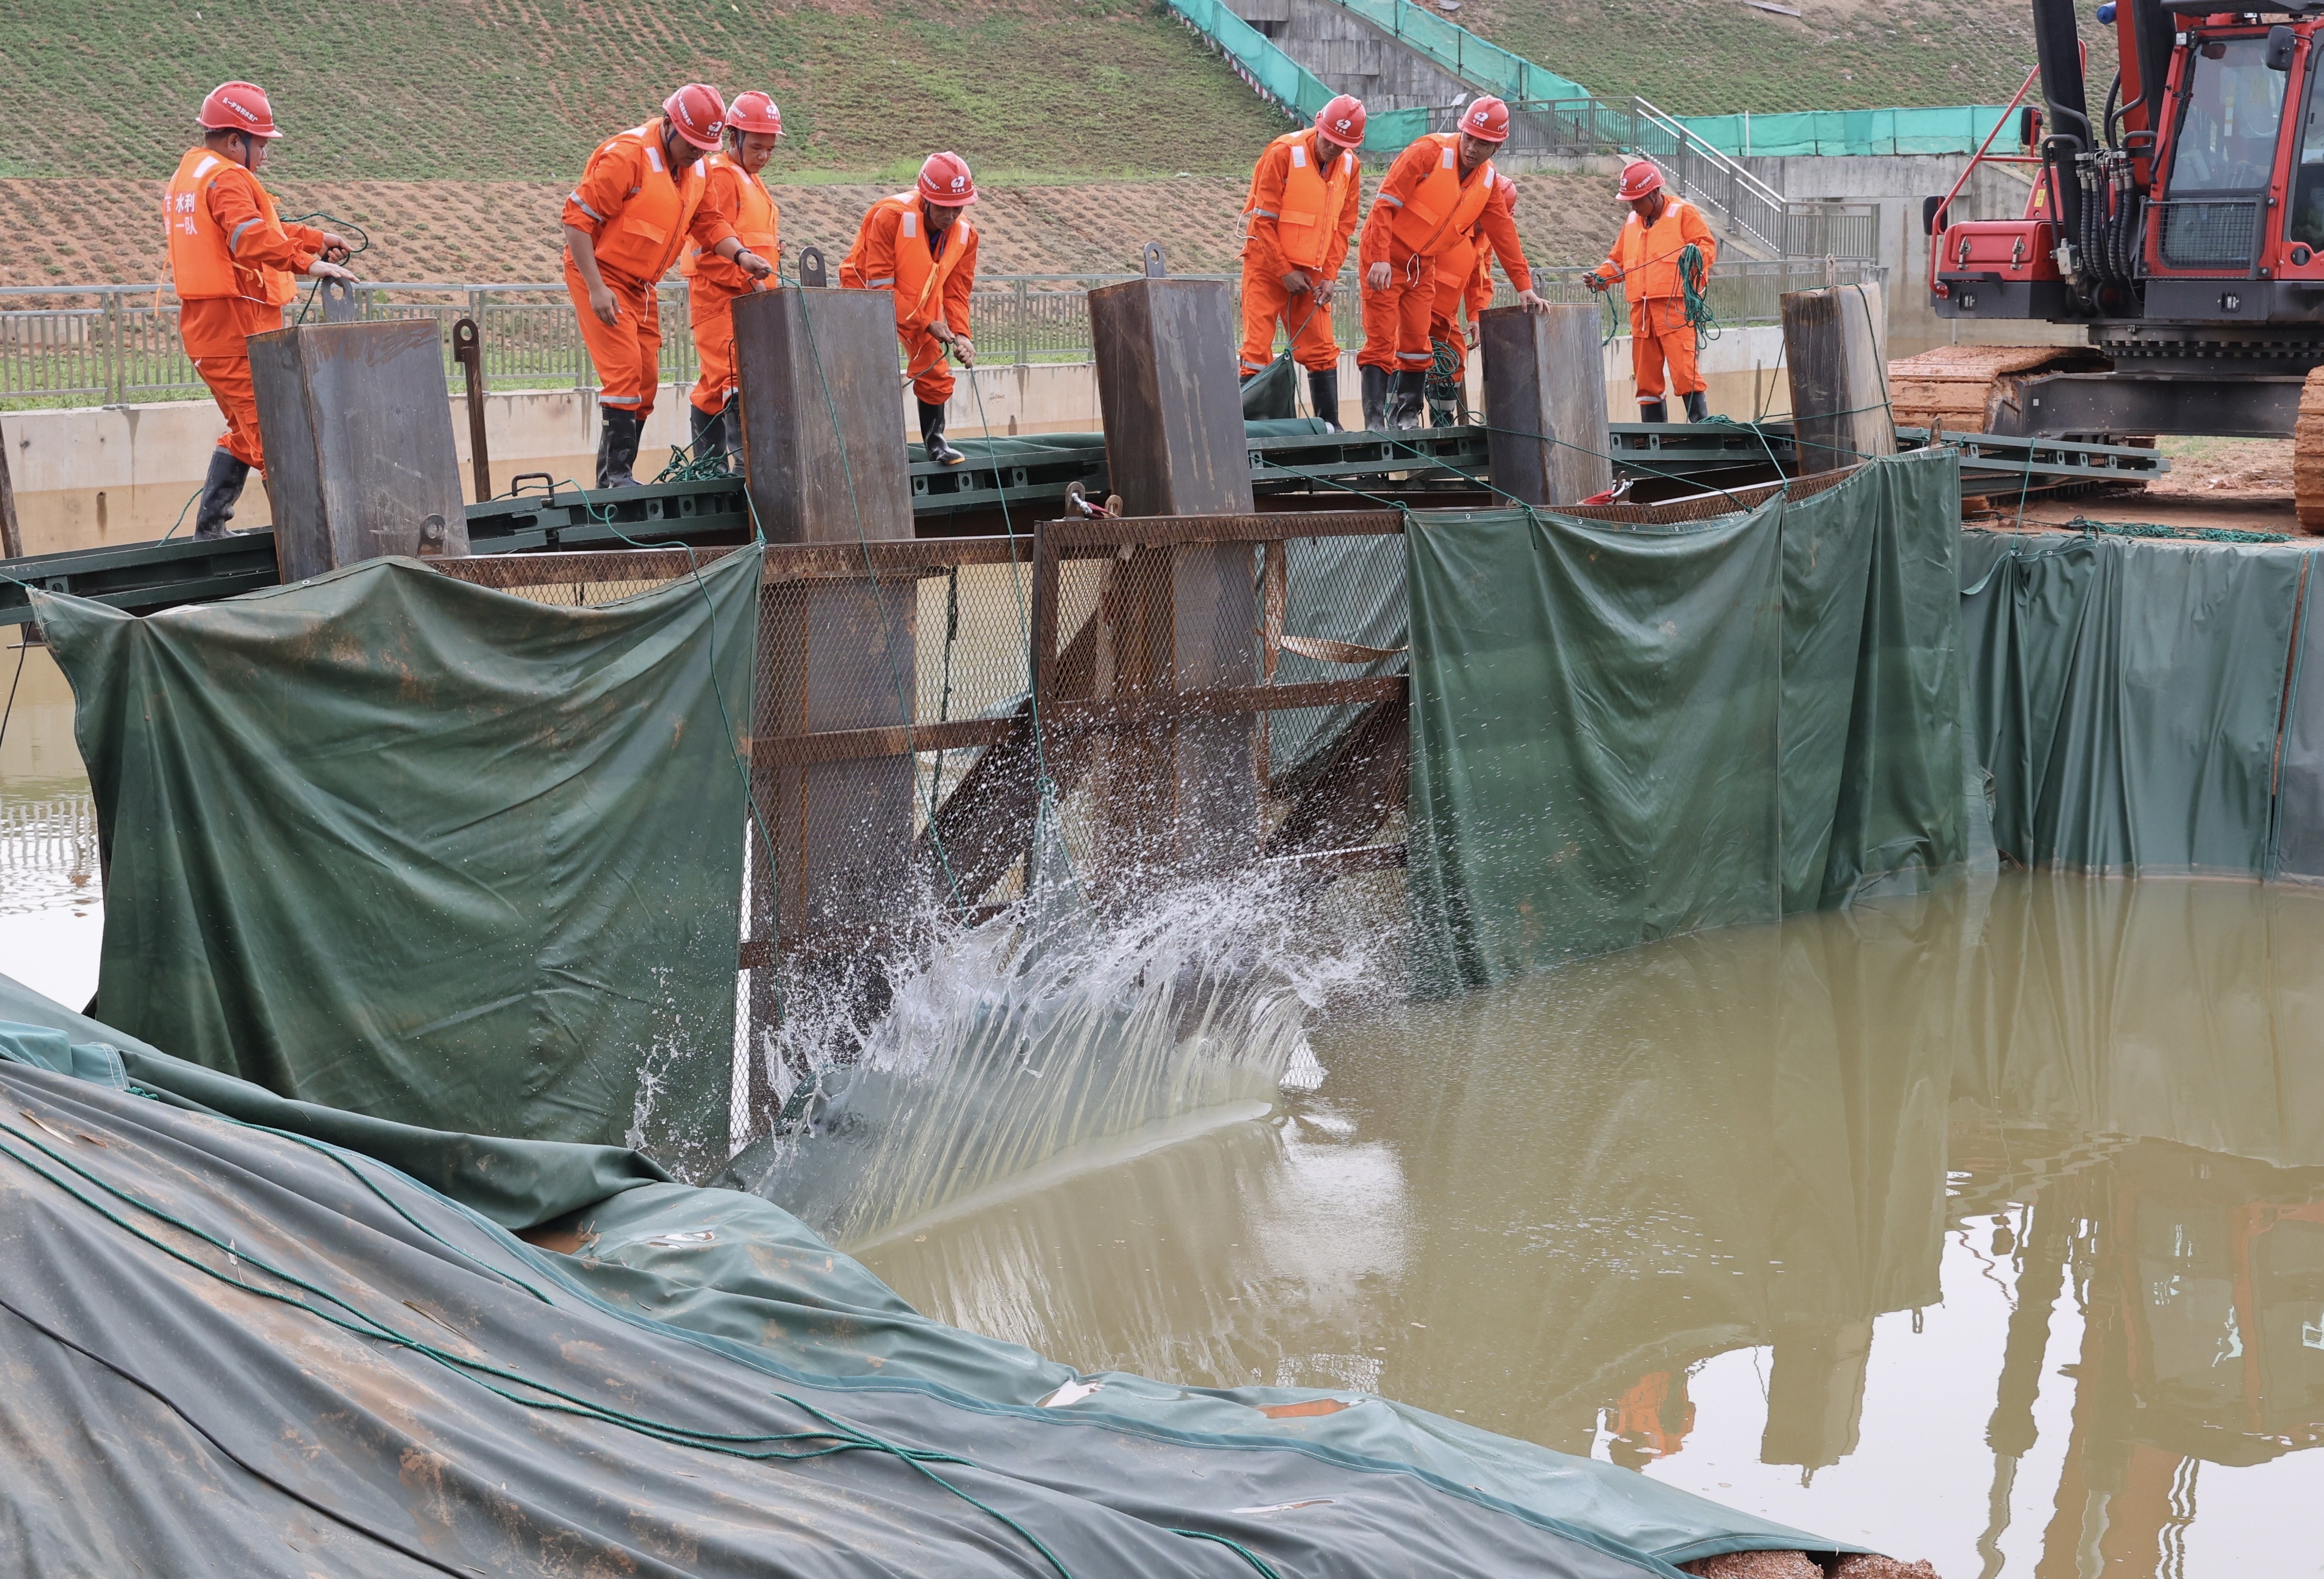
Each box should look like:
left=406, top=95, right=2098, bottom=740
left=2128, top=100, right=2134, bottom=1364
left=863, top=876, right=2324, bottom=1578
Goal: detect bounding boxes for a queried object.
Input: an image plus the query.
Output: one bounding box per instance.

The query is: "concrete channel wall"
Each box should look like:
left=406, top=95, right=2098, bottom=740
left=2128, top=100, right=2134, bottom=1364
left=4, top=326, right=1785, bottom=557
left=1221, top=0, right=1472, bottom=111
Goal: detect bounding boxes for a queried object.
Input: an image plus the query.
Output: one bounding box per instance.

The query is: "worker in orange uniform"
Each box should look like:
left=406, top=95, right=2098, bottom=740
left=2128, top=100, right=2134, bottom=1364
left=1422, top=172, right=1518, bottom=426
left=166, top=81, right=356, bottom=538
left=681, top=90, right=785, bottom=469
left=562, top=85, right=770, bottom=489
left=1587, top=159, right=1718, bottom=423
left=1239, top=94, right=1366, bottom=430
left=840, top=153, right=980, bottom=466
left=1360, top=96, right=1545, bottom=430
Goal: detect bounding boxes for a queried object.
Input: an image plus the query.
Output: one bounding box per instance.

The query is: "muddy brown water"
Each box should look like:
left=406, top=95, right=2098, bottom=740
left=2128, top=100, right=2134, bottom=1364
left=8, top=636, right=2320, bottom=1575
left=859, top=876, right=2324, bottom=1578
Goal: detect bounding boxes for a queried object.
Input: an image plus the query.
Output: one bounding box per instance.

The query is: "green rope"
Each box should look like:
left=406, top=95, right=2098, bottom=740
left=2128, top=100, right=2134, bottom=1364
left=1677, top=243, right=1719, bottom=352
left=282, top=212, right=370, bottom=327
left=1169, top=1528, right=1286, bottom=1578
left=2066, top=514, right=2290, bottom=546
left=0, top=1112, right=1076, bottom=1578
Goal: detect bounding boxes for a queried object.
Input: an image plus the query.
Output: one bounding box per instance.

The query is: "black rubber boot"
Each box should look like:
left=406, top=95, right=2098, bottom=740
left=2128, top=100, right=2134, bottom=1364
left=1683, top=389, right=1711, bottom=423
left=917, top=399, right=965, bottom=465
left=1307, top=367, right=1342, bottom=431
left=192, top=446, right=250, bottom=539
left=1390, top=370, right=1428, bottom=430
left=1359, top=365, right=1391, bottom=432
left=689, top=401, right=728, bottom=468
left=597, top=408, right=644, bottom=489
left=1639, top=399, right=1669, bottom=424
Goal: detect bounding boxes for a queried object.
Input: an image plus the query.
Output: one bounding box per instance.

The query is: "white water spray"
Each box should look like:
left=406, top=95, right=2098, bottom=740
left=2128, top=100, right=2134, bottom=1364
left=722, top=819, right=1387, bottom=1247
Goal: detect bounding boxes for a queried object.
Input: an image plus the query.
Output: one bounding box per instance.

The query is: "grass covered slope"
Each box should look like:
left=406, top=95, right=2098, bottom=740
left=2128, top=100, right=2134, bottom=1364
left=1, top=0, right=1292, bottom=181
left=1455, top=0, right=2116, bottom=117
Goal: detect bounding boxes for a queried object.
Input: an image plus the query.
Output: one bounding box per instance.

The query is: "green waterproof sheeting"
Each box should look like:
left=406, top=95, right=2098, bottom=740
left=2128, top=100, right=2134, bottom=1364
left=0, top=967, right=1851, bottom=1577
left=1407, top=451, right=1966, bottom=991
left=1956, top=528, right=2317, bottom=878
left=31, top=546, right=762, bottom=1180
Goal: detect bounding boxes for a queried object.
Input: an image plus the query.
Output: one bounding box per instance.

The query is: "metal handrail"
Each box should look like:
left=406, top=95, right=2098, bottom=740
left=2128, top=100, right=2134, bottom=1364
left=1632, top=97, right=1790, bottom=211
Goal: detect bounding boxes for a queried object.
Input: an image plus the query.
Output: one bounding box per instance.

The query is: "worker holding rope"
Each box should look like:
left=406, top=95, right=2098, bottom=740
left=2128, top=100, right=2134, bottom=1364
left=563, top=84, right=763, bottom=489
left=1423, top=172, right=1519, bottom=426
left=1238, top=94, right=1367, bottom=430
left=1359, top=97, right=1546, bottom=430
left=1586, top=159, right=1719, bottom=423
left=840, top=154, right=981, bottom=467
left=680, top=90, right=785, bottom=470
left=166, top=81, right=355, bottom=538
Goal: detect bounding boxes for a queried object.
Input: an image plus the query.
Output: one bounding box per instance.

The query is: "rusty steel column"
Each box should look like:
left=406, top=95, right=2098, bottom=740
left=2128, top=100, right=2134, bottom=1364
left=731, top=287, right=917, bottom=1119
left=247, top=320, right=470, bottom=579
left=1783, top=282, right=1895, bottom=476
left=1085, top=274, right=1259, bottom=900
left=1480, top=302, right=1611, bottom=507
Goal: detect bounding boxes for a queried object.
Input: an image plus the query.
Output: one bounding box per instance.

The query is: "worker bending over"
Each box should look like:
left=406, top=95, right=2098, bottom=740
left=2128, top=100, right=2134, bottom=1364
left=1424, top=173, right=1519, bottom=426
left=841, top=154, right=981, bottom=466
left=166, top=81, right=355, bottom=537
left=681, top=90, right=784, bottom=468
left=1360, top=97, right=1544, bottom=430
left=1587, top=160, right=1718, bottom=422
left=1239, top=94, right=1366, bottom=429
left=562, top=85, right=769, bottom=489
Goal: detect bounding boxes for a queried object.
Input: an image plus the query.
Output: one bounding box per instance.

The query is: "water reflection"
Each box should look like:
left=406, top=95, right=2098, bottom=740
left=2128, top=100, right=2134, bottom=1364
left=866, top=875, right=2324, bottom=1576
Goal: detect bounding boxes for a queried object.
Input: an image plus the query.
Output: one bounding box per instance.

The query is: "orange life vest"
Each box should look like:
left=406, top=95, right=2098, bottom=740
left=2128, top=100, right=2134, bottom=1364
left=876, top=193, right=976, bottom=332
left=165, top=146, right=298, bottom=306
left=681, top=154, right=780, bottom=283
left=588, top=119, right=708, bottom=283
left=1257, top=131, right=1359, bottom=272
left=1390, top=132, right=1497, bottom=259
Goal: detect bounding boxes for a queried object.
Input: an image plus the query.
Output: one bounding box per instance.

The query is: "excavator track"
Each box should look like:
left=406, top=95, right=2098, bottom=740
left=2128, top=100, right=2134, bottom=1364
left=1885, top=344, right=2113, bottom=438
left=2297, top=367, right=2324, bottom=535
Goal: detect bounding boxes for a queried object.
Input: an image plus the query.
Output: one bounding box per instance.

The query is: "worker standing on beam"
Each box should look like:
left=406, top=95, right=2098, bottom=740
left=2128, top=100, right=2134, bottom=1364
left=680, top=90, right=784, bottom=469
left=1360, top=97, right=1545, bottom=430
left=1586, top=159, right=1719, bottom=422
left=840, top=153, right=982, bottom=466
left=1423, top=172, right=1519, bottom=426
left=562, top=85, right=766, bottom=489
left=1239, top=94, right=1367, bottom=430
left=166, top=81, right=356, bottom=538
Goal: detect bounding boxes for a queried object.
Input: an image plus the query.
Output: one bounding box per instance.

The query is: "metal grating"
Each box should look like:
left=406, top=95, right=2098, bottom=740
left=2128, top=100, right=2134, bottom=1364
left=2151, top=198, right=2263, bottom=274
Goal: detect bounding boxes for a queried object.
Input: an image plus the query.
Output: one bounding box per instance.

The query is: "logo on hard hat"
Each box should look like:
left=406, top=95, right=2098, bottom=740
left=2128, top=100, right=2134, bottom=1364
left=709, top=119, right=723, bottom=133
left=1468, top=108, right=1488, bottom=126
left=1334, top=118, right=1351, bottom=132
left=951, top=175, right=966, bottom=191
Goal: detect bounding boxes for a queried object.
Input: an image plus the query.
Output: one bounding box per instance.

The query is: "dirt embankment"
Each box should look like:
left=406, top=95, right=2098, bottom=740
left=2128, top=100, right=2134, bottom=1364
left=0, top=172, right=1622, bottom=288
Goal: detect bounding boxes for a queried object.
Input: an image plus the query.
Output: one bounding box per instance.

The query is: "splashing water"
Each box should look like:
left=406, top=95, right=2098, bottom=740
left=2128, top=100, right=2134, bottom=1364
left=720, top=813, right=1384, bottom=1248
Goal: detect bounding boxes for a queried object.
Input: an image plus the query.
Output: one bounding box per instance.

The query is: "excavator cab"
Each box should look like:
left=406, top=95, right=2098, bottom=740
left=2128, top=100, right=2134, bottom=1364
left=1901, top=0, right=2324, bottom=518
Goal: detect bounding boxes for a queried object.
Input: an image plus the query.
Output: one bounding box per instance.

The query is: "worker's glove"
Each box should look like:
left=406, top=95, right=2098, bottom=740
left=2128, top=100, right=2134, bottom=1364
left=1583, top=273, right=1608, bottom=294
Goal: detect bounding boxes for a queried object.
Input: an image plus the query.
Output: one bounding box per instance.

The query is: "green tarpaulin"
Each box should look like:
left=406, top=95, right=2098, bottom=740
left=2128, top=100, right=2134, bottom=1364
left=0, top=967, right=1851, bottom=1577
left=32, top=547, right=761, bottom=1179
left=1957, top=528, right=2311, bottom=877
left=1408, top=451, right=1965, bottom=991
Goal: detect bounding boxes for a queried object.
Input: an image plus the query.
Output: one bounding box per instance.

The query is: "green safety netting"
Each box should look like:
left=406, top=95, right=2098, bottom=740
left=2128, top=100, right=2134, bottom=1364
left=1407, top=450, right=1966, bottom=992
left=1957, top=528, right=2316, bottom=878
left=1680, top=105, right=2013, bottom=158
left=31, top=546, right=762, bottom=1181
left=0, top=968, right=1854, bottom=1577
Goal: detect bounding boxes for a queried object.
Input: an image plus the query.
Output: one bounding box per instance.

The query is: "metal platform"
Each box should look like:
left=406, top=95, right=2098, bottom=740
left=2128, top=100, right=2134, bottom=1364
left=0, top=423, right=2169, bottom=627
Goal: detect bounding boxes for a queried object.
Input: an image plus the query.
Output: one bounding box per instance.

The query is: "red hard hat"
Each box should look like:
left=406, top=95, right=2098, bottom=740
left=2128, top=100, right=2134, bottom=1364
left=1494, top=173, right=1519, bottom=214
left=727, top=90, right=783, bottom=137
left=1458, top=96, right=1510, bottom=144
left=919, top=151, right=977, bottom=205
left=198, top=81, right=282, bottom=139
left=1316, top=94, right=1366, bottom=149
left=1617, top=158, right=1665, bottom=202
left=663, top=83, right=728, bottom=150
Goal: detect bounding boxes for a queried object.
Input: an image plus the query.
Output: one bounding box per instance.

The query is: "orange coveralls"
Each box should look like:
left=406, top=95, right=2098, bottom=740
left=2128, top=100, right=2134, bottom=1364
left=1238, top=130, right=1362, bottom=376
left=560, top=118, right=735, bottom=420
left=1359, top=132, right=1531, bottom=377
left=840, top=194, right=980, bottom=405
left=681, top=154, right=781, bottom=417
left=165, top=147, right=325, bottom=470
left=1589, top=195, right=1718, bottom=408
left=1426, top=174, right=1516, bottom=395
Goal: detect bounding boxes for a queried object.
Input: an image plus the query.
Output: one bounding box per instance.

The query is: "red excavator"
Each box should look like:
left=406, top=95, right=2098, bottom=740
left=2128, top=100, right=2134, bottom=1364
left=1892, top=0, right=2324, bottom=524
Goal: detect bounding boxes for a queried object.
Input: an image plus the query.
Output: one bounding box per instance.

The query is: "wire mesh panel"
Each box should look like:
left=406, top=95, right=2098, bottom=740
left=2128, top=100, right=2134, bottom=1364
left=2151, top=198, right=2264, bottom=274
